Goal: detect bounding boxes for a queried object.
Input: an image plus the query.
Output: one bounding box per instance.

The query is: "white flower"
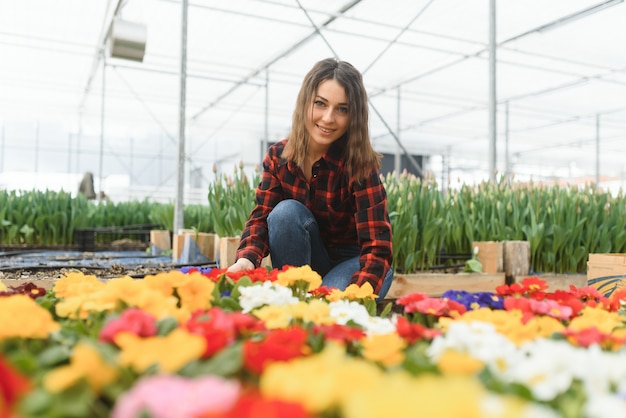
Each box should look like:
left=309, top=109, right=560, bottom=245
left=237, top=281, right=298, bottom=313
left=480, top=394, right=560, bottom=418
left=583, top=392, right=626, bottom=418
left=427, top=321, right=516, bottom=364
left=328, top=300, right=371, bottom=325
left=327, top=300, right=394, bottom=335
left=491, top=339, right=578, bottom=401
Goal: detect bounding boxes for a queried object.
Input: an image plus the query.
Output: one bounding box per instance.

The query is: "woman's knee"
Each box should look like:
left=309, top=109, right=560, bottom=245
left=268, top=199, right=309, bottom=226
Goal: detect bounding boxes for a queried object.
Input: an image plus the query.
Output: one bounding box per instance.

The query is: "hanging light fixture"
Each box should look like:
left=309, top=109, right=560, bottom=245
left=108, top=18, right=147, bottom=62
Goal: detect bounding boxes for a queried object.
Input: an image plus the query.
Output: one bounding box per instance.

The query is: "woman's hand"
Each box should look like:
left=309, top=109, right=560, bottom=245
left=226, top=257, right=255, bottom=273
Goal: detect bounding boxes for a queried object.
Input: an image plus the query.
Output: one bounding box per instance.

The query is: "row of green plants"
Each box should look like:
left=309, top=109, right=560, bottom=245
left=0, top=190, right=212, bottom=247
left=385, top=172, right=626, bottom=274
left=2, top=169, right=626, bottom=274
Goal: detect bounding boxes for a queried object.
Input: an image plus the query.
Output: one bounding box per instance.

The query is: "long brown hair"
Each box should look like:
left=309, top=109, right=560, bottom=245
left=282, top=58, right=381, bottom=182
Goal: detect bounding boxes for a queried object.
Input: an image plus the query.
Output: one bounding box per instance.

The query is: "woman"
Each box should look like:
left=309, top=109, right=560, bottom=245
left=227, top=58, right=393, bottom=299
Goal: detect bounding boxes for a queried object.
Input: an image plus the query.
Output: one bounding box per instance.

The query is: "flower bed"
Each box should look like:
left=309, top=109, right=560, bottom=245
left=1, top=266, right=626, bottom=417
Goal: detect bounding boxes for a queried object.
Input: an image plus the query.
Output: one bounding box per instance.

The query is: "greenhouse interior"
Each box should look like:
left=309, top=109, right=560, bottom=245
left=2, top=1, right=626, bottom=417
left=2, top=0, right=626, bottom=201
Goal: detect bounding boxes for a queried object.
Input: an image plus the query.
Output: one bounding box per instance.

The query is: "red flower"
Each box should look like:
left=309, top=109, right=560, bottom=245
left=312, top=323, right=365, bottom=344
left=403, top=297, right=466, bottom=317
left=309, top=286, right=333, bottom=298
left=228, top=267, right=275, bottom=283
left=561, top=327, right=626, bottom=349
left=495, top=282, right=525, bottom=297
left=544, top=291, right=584, bottom=318
left=496, top=277, right=549, bottom=297
left=0, top=356, right=31, bottom=418
left=395, top=316, right=441, bottom=344
left=519, top=277, right=549, bottom=293
left=243, top=327, right=309, bottom=374
left=396, top=292, right=428, bottom=307
left=203, top=268, right=229, bottom=282
left=198, top=389, right=311, bottom=418
left=0, top=282, right=46, bottom=299
left=185, top=308, right=265, bottom=358
left=568, top=285, right=605, bottom=302
left=99, top=308, right=157, bottom=344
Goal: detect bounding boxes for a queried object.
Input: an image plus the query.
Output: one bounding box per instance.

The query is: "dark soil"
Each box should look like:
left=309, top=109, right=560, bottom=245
left=0, top=239, right=213, bottom=282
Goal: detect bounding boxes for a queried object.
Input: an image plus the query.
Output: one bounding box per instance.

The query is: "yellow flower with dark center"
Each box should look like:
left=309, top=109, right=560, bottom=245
left=0, top=295, right=60, bottom=340
left=361, top=332, right=406, bottom=367
left=276, top=265, right=322, bottom=290
left=143, top=270, right=188, bottom=297
left=174, top=271, right=215, bottom=312
left=115, top=328, right=205, bottom=373
left=43, top=342, right=118, bottom=393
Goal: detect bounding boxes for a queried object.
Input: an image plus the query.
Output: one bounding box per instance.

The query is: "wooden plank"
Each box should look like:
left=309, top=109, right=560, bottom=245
left=387, top=273, right=506, bottom=298
left=218, top=236, right=240, bottom=268
left=503, top=240, right=530, bottom=276
left=150, top=230, right=171, bottom=256
left=512, top=274, right=587, bottom=291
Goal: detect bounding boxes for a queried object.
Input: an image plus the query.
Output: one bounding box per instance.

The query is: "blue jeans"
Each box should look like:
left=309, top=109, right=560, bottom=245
left=267, top=199, right=393, bottom=299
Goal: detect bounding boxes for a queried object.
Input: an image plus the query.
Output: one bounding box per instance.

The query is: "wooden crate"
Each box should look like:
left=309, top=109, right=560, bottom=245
left=387, top=272, right=506, bottom=298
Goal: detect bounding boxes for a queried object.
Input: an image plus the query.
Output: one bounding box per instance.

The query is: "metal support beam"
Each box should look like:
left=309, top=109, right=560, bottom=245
left=488, top=0, right=497, bottom=181
left=505, top=101, right=510, bottom=179
left=596, top=114, right=600, bottom=185
left=174, top=0, right=189, bottom=234
left=98, top=51, right=106, bottom=202
left=395, top=86, right=401, bottom=177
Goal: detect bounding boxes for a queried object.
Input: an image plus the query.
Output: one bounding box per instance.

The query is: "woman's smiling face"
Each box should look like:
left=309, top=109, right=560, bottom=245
left=305, top=78, right=349, bottom=154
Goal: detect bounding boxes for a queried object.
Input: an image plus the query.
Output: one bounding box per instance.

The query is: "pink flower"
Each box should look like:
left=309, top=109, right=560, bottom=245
left=99, top=308, right=158, bottom=344
left=111, top=374, right=240, bottom=418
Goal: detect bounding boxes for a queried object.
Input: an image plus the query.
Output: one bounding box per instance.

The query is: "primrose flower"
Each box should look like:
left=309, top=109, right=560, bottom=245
left=116, top=328, right=206, bottom=373
left=0, top=294, right=60, bottom=340
left=238, top=280, right=299, bottom=313
left=43, top=342, right=118, bottom=394
left=275, top=265, right=322, bottom=290
left=111, top=374, right=240, bottom=418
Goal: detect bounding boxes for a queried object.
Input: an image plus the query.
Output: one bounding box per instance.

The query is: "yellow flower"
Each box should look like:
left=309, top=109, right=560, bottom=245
left=291, top=299, right=334, bottom=325
left=143, top=270, right=187, bottom=297
left=342, top=373, right=487, bottom=418
left=261, top=343, right=381, bottom=414
left=104, top=276, right=188, bottom=322
left=0, top=295, right=60, bottom=340
left=175, top=271, right=215, bottom=312
left=116, top=328, right=205, bottom=373
left=43, top=342, right=118, bottom=393
left=447, top=307, right=564, bottom=346
left=55, top=295, right=90, bottom=319
left=53, top=272, right=105, bottom=298
left=437, top=349, right=485, bottom=375
left=568, top=306, right=625, bottom=334
left=361, top=332, right=406, bottom=367
left=253, top=305, right=294, bottom=329
left=326, top=282, right=377, bottom=302
left=276, top=265, right=322, bottom=290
